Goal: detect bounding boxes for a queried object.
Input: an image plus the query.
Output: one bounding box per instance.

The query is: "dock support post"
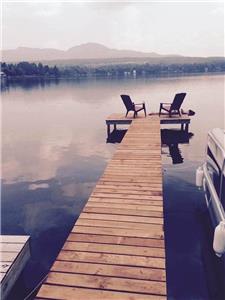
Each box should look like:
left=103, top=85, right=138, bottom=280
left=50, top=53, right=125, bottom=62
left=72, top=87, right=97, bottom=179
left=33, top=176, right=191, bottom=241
left=114, top=124, right=117, bottom=130
left=185, top=123, right=189, bottom=132
left=181, top=123, right=184, bottom=131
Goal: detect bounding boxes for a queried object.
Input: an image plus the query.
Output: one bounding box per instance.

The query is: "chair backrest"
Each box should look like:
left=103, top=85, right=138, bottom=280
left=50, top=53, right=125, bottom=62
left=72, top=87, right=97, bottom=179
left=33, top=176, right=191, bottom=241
left=120, top=95, right=134, bottom=111
left=171, top=93, right=186, bottom=111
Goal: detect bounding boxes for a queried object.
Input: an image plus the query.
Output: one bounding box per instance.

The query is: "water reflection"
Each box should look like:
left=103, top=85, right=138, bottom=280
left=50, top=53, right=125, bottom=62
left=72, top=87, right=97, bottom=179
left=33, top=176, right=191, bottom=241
left=106, top=128, right=194, bottom=165
left=161, top=129, right=194, bottom=164
left=1, top=77, right=60, bottom=91
left=1, top=75, right=224, bottom=299
left=106, top=129, right=127, bottom=143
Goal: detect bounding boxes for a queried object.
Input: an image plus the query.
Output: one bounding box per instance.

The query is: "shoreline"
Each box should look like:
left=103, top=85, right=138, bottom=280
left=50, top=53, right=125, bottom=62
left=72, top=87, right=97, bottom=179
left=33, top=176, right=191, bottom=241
left=2, top=71, right=225, bottom=82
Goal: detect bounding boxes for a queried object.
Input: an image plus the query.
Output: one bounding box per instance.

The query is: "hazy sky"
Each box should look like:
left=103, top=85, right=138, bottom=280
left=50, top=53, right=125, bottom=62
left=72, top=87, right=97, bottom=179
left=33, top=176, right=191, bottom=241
left=2, top=0, right=224, bottom=57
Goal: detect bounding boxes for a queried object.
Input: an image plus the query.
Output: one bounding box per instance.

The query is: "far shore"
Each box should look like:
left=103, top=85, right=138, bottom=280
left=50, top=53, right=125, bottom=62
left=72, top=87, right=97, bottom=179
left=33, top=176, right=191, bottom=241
left=2, top=71, right=225, bottom=82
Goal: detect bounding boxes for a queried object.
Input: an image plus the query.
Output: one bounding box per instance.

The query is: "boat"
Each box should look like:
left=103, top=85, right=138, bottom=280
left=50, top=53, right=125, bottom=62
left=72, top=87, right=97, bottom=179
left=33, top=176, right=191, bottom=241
left=196, top=128, right=225, bottom=257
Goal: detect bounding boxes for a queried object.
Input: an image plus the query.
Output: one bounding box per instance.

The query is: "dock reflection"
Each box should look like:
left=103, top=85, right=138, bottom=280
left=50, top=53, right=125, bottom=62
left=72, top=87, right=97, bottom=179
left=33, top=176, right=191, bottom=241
left=106, top=129, right=127, bottom=143
left=106, top=128, right=193, bottom=164
left=161, top=129, right=194, bottom=164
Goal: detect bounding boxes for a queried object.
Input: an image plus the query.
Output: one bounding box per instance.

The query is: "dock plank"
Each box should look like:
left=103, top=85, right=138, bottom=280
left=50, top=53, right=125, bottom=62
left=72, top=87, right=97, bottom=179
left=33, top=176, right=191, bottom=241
left=68, top=233, right=165, bottom=248
left=79, top=212, right=164, bottom=224
left=37, top=284, right=166, bottom=300
left=62, top=241, right=165, bottom=257
left=0, top=236, right=29, bottom=244
left=72, top=225, right=164, bottom=239
left=57, top=251, right=166, bottom=269
left=76, top=218, right=163, bottom=230
left=36, top=116, right=167, bottom=299
left=83, top=206, right=163, bottom=217
left=45, top=272, right=167, bottom=295
left=51, top=261, right=166, bottom=281
left=89, top=197, right=163, bottom=205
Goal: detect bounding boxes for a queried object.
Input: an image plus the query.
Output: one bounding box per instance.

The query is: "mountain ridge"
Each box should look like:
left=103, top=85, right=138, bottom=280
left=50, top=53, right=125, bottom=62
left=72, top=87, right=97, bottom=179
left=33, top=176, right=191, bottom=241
left=2, top=42, right=180, bottom=62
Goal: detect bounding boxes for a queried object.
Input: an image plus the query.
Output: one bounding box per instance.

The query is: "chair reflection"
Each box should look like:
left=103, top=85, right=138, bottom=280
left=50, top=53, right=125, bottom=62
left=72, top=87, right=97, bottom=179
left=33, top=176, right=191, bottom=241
left=106, top=129, right=127, bottom=143
left=107, top=128, right=194, bottom=165
left=161, top=129, right=194, bottom=164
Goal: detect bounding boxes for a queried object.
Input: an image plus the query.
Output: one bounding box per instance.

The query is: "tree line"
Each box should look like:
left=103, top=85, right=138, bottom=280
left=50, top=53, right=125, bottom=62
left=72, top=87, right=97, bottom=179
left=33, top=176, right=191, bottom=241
left=1, top=62, right=60, bottom=77
left=1, top=60, right=225, bottom=79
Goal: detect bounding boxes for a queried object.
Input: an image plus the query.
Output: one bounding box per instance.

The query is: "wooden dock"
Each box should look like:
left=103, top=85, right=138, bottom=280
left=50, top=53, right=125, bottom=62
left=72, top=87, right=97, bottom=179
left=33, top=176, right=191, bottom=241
left=106, top=113, right=190, bottom=136
left=0, top=235, right=30, bottom=299
left=36, top=116, right=166, bottom=299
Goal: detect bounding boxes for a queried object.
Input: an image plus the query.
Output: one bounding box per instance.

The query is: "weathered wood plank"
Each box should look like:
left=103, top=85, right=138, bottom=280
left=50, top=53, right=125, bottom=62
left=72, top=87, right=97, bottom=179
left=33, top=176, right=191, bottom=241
left=93, top=188, right=162, bottom=196
left=52, top=261, right=166, bottom=281
left=86, top=202, right=163, bottom=212
left=89, top=197, right=163, bottom=206
left=97, top=181, right=162, bottom=188
left=95, top=183, right=162, bottom=190
left=46, top=272, right=167, bottom=295
left=79, top=213, right=164, bottom=225
left=0, top=243, right=24, bottom=252
left=0, top=252, right=18, bottom=262
left=0, top=263, right=11, bottom=273
left=57, top=250, right=166, bottom=269
left=90, top=193, right=163, bottom=201
left=99, top=177, right=162, bottom=183
left=76, top=218, right=163, bottom=230
left=72, top=225, right=164, bottom=239
left=63, top=241, right=165, bottom=258
left=0, top=236, right=29, bottom=244
left=83, top=206, right=163, bottom=217
left=37, top=284, right=166, bottom=300
left=68, top=233, right=165, bottom=248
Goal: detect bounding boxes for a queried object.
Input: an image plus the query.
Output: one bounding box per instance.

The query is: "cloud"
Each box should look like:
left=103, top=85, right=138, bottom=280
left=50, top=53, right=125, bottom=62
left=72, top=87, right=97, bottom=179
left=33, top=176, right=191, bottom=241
left=33, top=3, right=63, bottom=17
left=211, top=5, right=224, bottom=15
left=2, top=1, right=224, bottom=56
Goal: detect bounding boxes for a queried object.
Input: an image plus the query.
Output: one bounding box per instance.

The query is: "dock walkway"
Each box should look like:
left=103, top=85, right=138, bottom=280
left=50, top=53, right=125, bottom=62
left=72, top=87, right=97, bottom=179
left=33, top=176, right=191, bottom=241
left=36, top=116, right=167, bottom=299
left=106, top=113, right=190, bottom=136
left=0, top=235, right=30, bottom=299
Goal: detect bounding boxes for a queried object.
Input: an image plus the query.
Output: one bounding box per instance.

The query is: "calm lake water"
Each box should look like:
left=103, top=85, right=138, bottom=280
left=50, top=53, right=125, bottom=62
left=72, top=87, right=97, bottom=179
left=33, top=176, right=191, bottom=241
left=1, top=74, right=225, bottom=299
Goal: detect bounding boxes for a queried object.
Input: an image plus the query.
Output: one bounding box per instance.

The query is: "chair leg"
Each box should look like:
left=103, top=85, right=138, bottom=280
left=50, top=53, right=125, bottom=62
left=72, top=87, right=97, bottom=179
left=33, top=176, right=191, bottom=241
left=133, top=111, right=136, bottom=118
left=143, top=104, right=146, bottom=117
left=126, top=110, right=128, bottom=117
left=159, top=104, right=162, bottom=116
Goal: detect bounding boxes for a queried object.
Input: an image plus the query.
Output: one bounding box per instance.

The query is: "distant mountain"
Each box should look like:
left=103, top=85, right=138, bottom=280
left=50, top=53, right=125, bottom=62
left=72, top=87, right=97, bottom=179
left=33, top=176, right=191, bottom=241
left=2, top=47, right=65, bottom=62
left=2, top=43, right=169, bottom=62
left=66, top=43, right=163, bottom=59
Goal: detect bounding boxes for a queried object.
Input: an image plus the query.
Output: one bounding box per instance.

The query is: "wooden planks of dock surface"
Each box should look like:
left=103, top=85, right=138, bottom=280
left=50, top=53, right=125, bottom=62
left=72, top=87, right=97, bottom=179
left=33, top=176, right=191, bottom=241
left=36, top=116, right=167, bottom=300
left=0, top=235, right=30, bottom=299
